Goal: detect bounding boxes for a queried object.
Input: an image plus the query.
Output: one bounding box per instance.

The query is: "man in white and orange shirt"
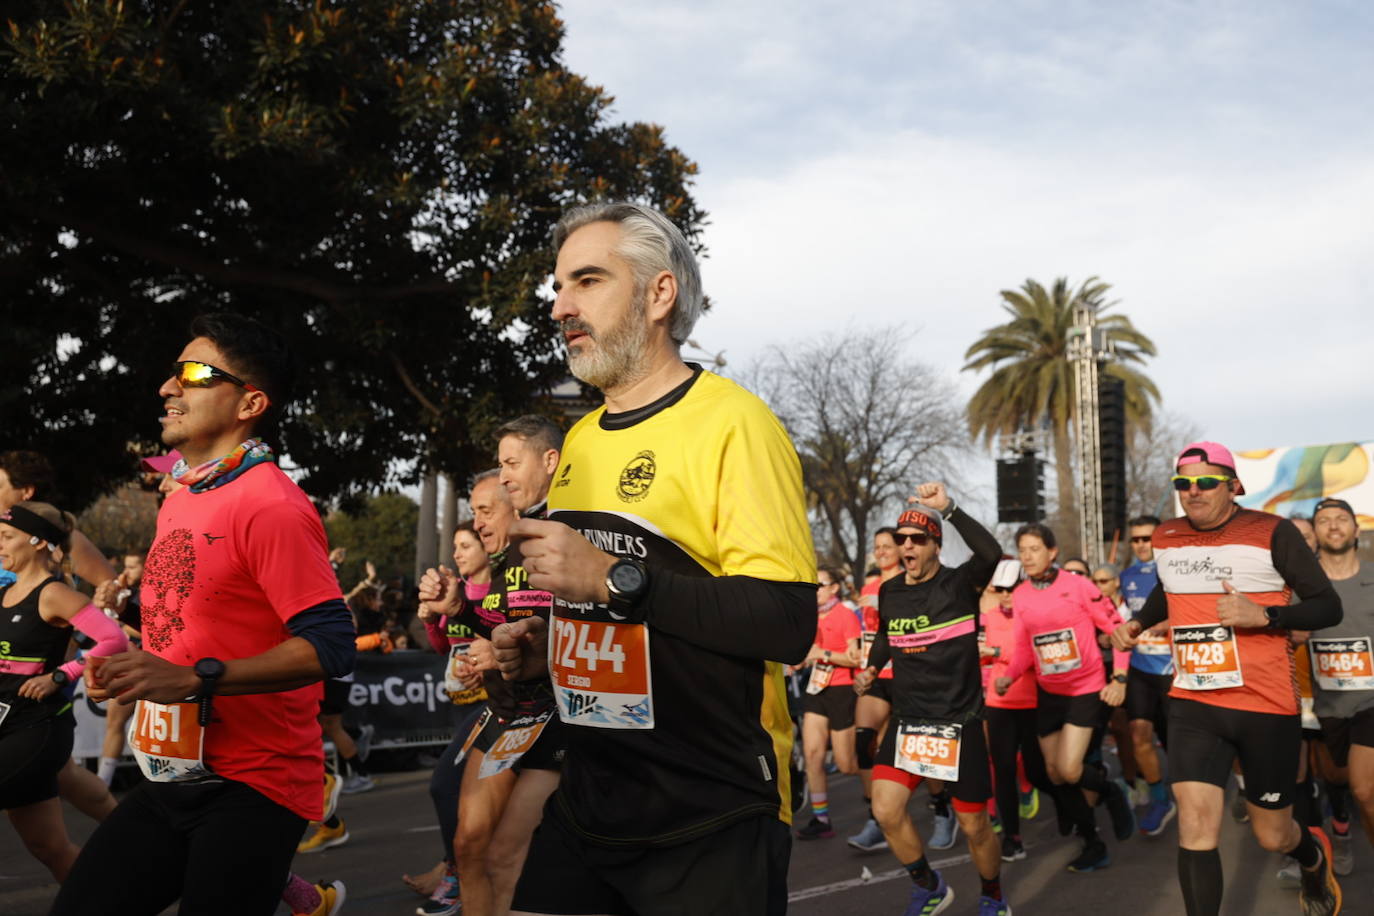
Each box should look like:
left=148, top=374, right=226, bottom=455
left=1113, top=441, right=1343, bottom=916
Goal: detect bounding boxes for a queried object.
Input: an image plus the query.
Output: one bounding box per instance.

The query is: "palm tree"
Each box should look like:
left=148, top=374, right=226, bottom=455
left=963, top=276, right=1158, bottom=555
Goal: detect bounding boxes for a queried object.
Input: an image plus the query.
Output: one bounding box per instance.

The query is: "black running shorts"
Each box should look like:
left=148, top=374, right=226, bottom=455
left=1126, top=668, right=1173, bottom=725
left=0, top=714, right=73, bottom=810
left=1035, top=686, right=1106, bottom=737
left=510, top=802, right=790, bottom=915
left=1168, top=697, right=1300, bottom=809
left=802, top=684, right=857, bottom=730
left=1319, top=708, right=1374, bottom=769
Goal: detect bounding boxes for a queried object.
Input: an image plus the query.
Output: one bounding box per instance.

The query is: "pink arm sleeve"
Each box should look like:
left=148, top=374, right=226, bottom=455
left=59, top=658, right=86, bottom=680
left=423, top=616, right=449, bottom=655
left=71, top=604, right=130, bottom=658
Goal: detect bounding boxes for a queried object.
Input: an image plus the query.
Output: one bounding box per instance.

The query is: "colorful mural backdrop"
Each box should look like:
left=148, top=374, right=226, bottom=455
left=1233, top=442, right=1374, bottom=530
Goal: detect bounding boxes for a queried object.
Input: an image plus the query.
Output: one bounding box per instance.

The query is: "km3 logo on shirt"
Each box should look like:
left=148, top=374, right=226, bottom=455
left=1165, top=556, right=1233, bottom=581
left=617, top=451, right=656, bottom=503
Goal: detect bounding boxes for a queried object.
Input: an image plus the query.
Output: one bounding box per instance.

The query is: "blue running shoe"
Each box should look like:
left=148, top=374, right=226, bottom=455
left=1138, top=798, right=1177, bottom=836
left=1067, top=839, right=1110, bottom=873
left=978, top=895, right=1013, bottom=916
left=903, top=873, right=954, bottom=916
left=929, top=811, right=959, bottom=850
left=847, top=817, right=888, bottom=852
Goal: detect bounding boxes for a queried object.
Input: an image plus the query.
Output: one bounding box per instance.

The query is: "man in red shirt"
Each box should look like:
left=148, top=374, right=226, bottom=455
left=53, top=314, right=356, bottom=916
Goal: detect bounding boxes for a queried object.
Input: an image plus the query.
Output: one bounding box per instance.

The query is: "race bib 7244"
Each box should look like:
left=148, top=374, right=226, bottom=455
left=550, top=618, right=653, bottom=729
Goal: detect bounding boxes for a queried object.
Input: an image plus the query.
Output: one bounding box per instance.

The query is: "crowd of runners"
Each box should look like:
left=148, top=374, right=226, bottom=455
left=0, top=200, right=1366, bottom=916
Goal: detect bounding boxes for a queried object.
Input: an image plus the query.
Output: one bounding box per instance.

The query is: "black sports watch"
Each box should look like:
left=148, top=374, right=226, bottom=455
left=193, top=657, right=227, bottom=726
left=605, top=558, right=650, bottom=619
left=1112, top=672, right=1128, bottom=685
left=1263, top=606, right=1283, bottom=629
left=51, top=668, right=71, bottom=687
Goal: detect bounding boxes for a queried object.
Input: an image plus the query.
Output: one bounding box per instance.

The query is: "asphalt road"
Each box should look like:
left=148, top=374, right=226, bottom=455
left=4, top=754, right=1371, bottom=915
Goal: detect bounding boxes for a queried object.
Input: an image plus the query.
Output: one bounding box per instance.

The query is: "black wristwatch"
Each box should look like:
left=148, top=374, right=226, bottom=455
left=1263, top=606, right=1282, bottom=629
left=605, top=558, right=650, bottom=619
left=193, top=657, right=227, bottom=726
left=51, top=668, right=70, bottom=687
left=1112, top=672, right=1128, bottom=684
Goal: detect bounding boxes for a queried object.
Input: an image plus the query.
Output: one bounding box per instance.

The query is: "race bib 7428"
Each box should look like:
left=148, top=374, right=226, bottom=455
left=550, top=617, right=653, bottom=729
left=1171, top=625, right=1243, bottom=690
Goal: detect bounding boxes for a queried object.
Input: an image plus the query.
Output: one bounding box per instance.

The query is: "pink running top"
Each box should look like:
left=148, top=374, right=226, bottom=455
left=1002, top=569, right=1129, bottom=697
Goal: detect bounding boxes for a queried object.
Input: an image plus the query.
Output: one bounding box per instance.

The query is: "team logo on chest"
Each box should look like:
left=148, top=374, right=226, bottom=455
left=617, top=451, right=656, bottom=503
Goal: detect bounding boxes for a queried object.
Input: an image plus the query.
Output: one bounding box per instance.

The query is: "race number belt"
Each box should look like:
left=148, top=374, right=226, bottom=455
left=478, top=706, right=555, bottom=779
left=1311, top=637, right=1374, bottom=691
left=444, top=643, right=488, bottom=705
left=807, top=662, right=834, bottom=695
left=550, top=617, right=653, bottom=729
left=1033, top=628, right=1082, bottom=675
left=895, top=720, right=962, bottom=781
left=1134, top=627, right=1172, bottom=656
left=128, top=700, right=210, bottom=782
left=1171, top=625, right=1243, bottom=690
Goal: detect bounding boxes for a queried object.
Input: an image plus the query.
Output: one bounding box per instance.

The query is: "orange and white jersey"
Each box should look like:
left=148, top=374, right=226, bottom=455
left=1156, top=509, right=1328, bottom=717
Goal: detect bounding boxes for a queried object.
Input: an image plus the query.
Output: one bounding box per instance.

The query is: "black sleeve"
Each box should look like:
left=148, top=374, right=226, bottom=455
left=866, top=614, right=892, bottom=673
left=1269, top=520, right=1343, bottom=630
left=286, top=598, right=358, bottom=679
left=1134, top=583, right=1168, bottom=629
left=640, top=571, right=816, bottom=664
left=950, top=507, right=1002, bottom=591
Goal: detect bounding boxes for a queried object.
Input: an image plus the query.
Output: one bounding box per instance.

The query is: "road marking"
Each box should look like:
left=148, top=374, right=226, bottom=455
left=405, top=825, right=440, bottom=833
left=788, top=852, right=974, bottom=901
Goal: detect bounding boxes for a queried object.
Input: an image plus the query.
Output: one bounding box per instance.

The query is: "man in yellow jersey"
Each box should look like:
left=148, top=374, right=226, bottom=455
left=493, top=202, right=816, bottom=915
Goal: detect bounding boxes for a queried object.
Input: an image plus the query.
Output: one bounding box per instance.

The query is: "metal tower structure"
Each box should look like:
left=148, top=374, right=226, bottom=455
left=1067, top=304, right=1113, bottom=568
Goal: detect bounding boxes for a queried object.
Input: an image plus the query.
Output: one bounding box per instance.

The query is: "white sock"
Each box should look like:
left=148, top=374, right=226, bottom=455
left=97, top=756, right=118, bottom=786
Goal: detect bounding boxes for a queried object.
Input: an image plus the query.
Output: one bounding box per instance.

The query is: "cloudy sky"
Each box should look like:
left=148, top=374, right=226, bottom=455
left=557, top=0, right=1372, bottom=496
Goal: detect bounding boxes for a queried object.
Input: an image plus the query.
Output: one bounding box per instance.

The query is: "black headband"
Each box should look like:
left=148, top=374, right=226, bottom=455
left=0, top=504, right=67, bottom=547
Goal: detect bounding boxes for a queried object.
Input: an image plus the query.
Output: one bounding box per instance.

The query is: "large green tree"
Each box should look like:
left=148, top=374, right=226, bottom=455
left=1, top=0, right=703, bottom=510
left=963, top=277, right=1158, bottom=555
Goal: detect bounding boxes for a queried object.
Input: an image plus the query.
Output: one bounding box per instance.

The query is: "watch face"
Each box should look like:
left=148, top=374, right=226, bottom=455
left=610, top=561, right=645, bottom=595
left=195, top=657, right=226, bottom=679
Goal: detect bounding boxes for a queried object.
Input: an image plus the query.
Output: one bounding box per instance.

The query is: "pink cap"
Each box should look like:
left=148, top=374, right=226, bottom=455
left=140, top=451, right=182, bottom=474
left=1175, top=441, right=1246, bottom=495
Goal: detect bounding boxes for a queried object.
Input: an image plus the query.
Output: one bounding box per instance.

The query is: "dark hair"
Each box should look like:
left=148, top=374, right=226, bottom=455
left=1014, top=522, right=1057, bottom=550
left=495, top=415, right=564, bottom=455
left=188, top=313, right=295, bottom=431
left=1062, top=556, right=1088, bottom=569
left=0, top=450, right=56, bottom=499
left=874, top=526, right=897, bottom=543
left=456, top=520, right=477, bottom=534
left=1129, top=514, right=1161, bottom=529
left=865, top=566, right=880, bottom=578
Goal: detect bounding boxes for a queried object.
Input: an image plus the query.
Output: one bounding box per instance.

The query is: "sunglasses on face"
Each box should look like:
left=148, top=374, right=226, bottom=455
left=1130, top=536, right=1152, bottom=543
left=892, top=532, right=932, bottom=546
left=989, top=586, right=1012, bottom=594
left=1092, top=577, right=1114, bottom=585
left=171, top=360, right=263, bottom=394
left=1171, top=474, right=1232, bottom=492
left=1064, top=568, right=1086, bottom=576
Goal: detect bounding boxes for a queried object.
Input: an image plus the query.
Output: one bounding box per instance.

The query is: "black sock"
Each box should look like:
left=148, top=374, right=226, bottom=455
left=929, top=790, right=951, bottom=817
left=323, top=814, right=341, bottom=829
left=1078, top=762, right=1109, bottom=796
left=1178, top=848, right=1223, bottom=916
left=905, top=856, right=937, bottom=890
left=1051, top=785, right=1073, bottom=836
left=1290, top=826, right=1321, bottom=870
left=1061, top=784, right=1099, bottom=841
left=1330, top=783, right=1351, bottom=824
left=1293, top=776, right=1314, bottom=828
left=981, top=875, right=1002, bottom=900
left=864, top=798, right=873, bottom=821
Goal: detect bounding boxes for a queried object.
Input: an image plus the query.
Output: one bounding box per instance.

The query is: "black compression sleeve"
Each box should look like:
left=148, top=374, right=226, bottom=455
left=866, top=620, right=892, bottom=673
left=641, top=571, right=816, bottom=664
left=1269, top=520, right=1343, bottom=630
left=286, top=598, right=358, bottom=679
left=1134, top=582, right=1169, bottom=630
left=949, top=507, right=1002, bottom=589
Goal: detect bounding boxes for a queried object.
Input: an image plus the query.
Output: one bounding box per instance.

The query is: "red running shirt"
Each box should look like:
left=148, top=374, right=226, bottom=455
left=981, top=606, right=1037, bottom=709
left=860, top=579, right=895, bottom=679
left=814, top=603, right=862, bottom=686
left=139, top=464, right=343, bottom=820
